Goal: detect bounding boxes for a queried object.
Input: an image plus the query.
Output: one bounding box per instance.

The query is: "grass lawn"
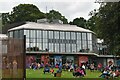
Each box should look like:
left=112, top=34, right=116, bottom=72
left=26, top=68, right=102, bottom=78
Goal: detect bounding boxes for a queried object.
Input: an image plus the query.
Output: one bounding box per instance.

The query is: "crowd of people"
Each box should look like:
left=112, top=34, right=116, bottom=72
left=27, top=61, right=120, bottom=78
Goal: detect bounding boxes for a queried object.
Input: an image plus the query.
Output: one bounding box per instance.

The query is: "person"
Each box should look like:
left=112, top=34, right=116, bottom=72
left=37, top=63, right=40, bottom=69
left=69, top=64, right=74, bottom=72
left=90, top=63, right=94, bottom=72
left=99, top=69, right=108, bottom=78
left=43, top=63, right=50, bottom=74
left=97, top=63, right=102, bottom=71
left=113, top=70, right=120, bottom=77
left=50, top=68, right=54, bottom=74
left=73, top=67, right=84, bottom=77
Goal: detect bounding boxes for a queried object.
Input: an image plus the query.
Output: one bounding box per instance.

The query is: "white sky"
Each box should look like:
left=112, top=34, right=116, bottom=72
left=0, top=0, right=100, bottom=22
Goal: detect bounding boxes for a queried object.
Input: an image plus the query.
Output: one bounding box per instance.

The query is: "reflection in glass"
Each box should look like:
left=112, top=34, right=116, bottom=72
left=66, top=32, right=70, bottom=39
left=55, top=43, right=59, bottom=52
left=60, top=44, right=65, bottom=52
left=60, top=31, right=65, bottom=39
left=49, top=43, right=53, bottom=52
left=54, top=31, right=59, bottom=39
left=49, top=31, right=53, bottom=39
left=66, top=44, right=71, bottom=52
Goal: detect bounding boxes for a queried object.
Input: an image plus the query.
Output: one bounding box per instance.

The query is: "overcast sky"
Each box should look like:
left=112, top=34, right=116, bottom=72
left=0, top=0, right=100, bottom=22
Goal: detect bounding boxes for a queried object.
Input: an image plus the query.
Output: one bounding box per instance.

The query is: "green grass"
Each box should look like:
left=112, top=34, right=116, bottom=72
left=26, top=68, right=101, bottom=78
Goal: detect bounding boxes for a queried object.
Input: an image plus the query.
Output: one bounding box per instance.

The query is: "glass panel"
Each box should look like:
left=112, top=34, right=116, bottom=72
left=37, top=30, right=41, bottom=38
left=30, top=43, right=36, bottom=47
left=26, top=43, right=29, bottom=51
left=72, top=44, right=76, bottom=52
left=55, top=43, right=59, bottom=52
left=71, top=32, right=76, bottom=40
left=43, top=30, right=47, bottom=39
left=66, top=44, right=71, bottom=52
left=49, top=31, right=53, bottom=39
left=77, top=44, right=82, bottom=52
left=43, top=43, right=48, bottom=50
left=19, top=30, right=23, bottom=39
left=9, top=31, right=13, bottom=38
left=66, top=32, right=70, bottom=39
left=24, top=30, right=29, bottom=38
left=37, top=39, right=42, bottom=43
left=29, top=39, right=36, bottom=43
left=14, top=30, right=19, bottom=38
left=87, top=33, right=92, bottom=40
left=26, top=39, right=29, bottom=43
left=43, top=39, right=48, bottom=43
left=54, top=31, right=59, bottom=39
left=37, top=43, right=42, bottom=50
left=77, top=33, right=81, bottom=40
left=82, top=33, right=86, bottom=40
left=60, top=44, right=65, bottom=52
left=60, top=31, right=65, bottom=39
left=88, top=45, right=92, bottom=51
left=82, top=41, right=87, bottom=49
left=30, top=30, right=36, bottom=38
left=49, top=43, right=54, bottom=52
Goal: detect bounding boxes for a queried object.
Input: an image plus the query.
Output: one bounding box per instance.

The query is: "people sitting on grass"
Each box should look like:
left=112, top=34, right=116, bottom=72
left=99, top=67, right=120, bottom=78
left=73, top=67, right=85, bottom=77
left=90, top=63, right=95, bottom=72
left=50, top=68, right=54, bottom=74
left=43, top=63, right=50, bottom=74
left=99, top=69, right=109, bottom=78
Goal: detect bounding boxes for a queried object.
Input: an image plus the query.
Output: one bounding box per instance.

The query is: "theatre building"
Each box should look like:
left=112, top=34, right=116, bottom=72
left=8, top=21, right=99, bottom=67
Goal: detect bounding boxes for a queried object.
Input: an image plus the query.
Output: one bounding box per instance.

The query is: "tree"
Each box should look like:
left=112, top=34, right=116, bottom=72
left=69, top=17, right=86, bottom=28
left=91, top=2, right=120, bottom=55
left=3, top=4, right=45, bottom=24
left=46, top=10, right=68, bottom=24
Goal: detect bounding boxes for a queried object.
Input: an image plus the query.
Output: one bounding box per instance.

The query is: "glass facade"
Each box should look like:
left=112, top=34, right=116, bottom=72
left=8, top=29, right=97, bottom=53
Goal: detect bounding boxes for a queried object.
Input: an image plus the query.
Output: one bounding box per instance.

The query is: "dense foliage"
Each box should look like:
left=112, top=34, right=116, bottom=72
left=89, top=2, right=120, bottom=55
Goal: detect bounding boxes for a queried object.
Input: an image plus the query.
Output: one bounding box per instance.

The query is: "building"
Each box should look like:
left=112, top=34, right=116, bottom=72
left=7, top=22, right=99, bottom=67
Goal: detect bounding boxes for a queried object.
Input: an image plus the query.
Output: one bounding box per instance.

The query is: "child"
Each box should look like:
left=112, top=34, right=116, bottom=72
left=50, top=68, right=54, bottom=74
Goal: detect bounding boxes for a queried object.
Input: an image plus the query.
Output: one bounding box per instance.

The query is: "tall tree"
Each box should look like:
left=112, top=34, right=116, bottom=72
left=3, top=4, right=45, bottom=24
left=46, top=10, right=68, bottom=24
left=91, top=2, right=120, bottom=55
left=69, top=17, right=86, bottom=28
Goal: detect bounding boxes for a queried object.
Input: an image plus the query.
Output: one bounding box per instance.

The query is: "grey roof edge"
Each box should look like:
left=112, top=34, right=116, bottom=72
left=8, top=22, right=95, bottom=34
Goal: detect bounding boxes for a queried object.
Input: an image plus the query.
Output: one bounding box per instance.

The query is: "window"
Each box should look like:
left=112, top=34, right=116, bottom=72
left=49, top=31, right=53, bottom=39
left=37, top=30, right=42, bottom=39
left=43, top=42, right=48, bottom=51
left=14, top=30, right=19, bottom=38
left=77, top=33, right=81, bottom=40
left=43, top=30, right=47, bottom=39
left=30, top=30, right=36, bottom=38
left=71, top=32, right=76, bottom=40
left=82, top=33, right=86, bottom=40
left=60, top=44, right=65, bottom=52
left=66, top=44, right=71, bottom=52
left=9, top=31, right=13, bottom=38
left=24, top=30, right=29, bottom=38
left=49, top=43, right=54, bottom=52
left=72, top=44, right=76, bottom=52
left=66, top=32, right=70, bottom=39
left=55, top=43, right=59, bottom=52
left=19, top=30, right=23, bottom=39
left=54, top=31, right=59, bottom=39
left=37, top=43, right=42, bottom=50
left=60, top=31, right=65, bottom=39
left=87, top=33, right=92, bottom=40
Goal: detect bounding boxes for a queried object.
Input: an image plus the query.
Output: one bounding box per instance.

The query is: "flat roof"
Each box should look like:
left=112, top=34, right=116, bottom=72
left=8, top=22, right=94, bottom=33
